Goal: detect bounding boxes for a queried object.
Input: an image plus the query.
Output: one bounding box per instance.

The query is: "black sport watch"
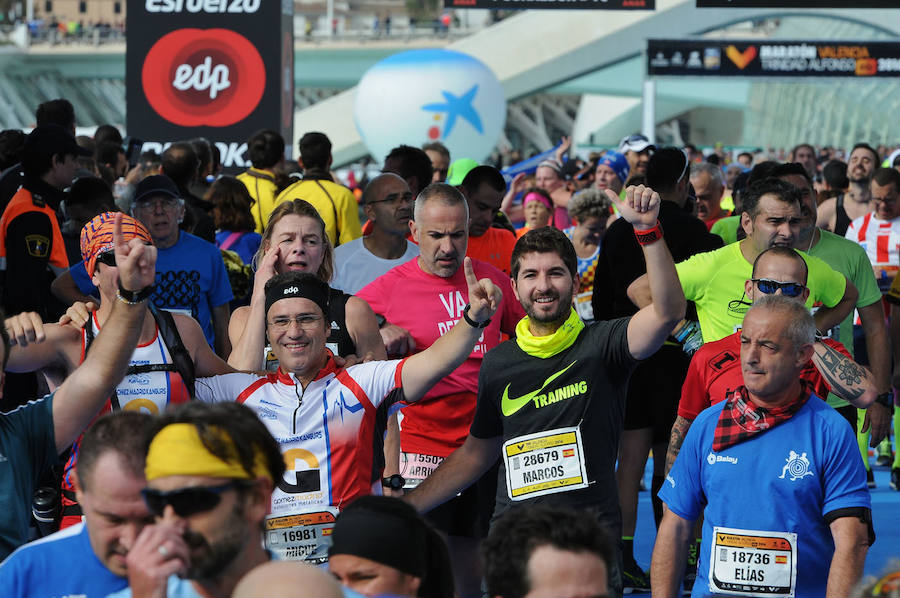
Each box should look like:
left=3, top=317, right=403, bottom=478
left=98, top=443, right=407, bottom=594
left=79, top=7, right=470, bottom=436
left=381, top=474, right=405, bottom=491
left=462, top=304, right=491, bottom=329
left=116, top=283, right=155, bottom=304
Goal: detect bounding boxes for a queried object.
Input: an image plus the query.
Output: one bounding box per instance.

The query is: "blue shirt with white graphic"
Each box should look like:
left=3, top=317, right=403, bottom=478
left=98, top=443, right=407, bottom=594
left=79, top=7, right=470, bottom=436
left=659, top=395, right=870, bottom=598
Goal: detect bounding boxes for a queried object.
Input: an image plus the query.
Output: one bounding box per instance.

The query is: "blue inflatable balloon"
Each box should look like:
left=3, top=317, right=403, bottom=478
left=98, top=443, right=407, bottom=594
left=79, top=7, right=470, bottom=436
left=355, top=49, right=506, bottom=163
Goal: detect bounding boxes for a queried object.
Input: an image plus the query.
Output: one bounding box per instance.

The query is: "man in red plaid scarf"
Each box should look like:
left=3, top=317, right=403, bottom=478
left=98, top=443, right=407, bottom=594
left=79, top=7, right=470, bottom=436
left=652, top=295, right=873, bottom=598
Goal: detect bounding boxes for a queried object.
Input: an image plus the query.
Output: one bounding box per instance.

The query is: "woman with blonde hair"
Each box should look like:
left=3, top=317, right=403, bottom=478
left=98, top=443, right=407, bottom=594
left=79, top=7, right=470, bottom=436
left=227, top=199, right=385, bottom=370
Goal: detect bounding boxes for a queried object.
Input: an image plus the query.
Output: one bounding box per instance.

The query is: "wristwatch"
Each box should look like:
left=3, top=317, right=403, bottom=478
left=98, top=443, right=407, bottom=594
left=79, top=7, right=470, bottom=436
left=381, top=474, right=406, bottom=491
left=874, top=391, right=894, bottom=409
left=116, top=283, right=155, bottom=304
left=462, top=304, right=491, bottom=329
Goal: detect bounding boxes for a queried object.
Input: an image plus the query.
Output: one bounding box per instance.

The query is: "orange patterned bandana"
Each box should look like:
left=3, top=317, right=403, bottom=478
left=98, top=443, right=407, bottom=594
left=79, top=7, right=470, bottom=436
left=80, top=211, right=153, bottom=276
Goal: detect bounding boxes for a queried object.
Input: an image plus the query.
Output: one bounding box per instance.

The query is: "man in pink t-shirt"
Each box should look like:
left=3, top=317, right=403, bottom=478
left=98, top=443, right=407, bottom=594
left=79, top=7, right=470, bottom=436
left=357, top=183, right=523, bottom=596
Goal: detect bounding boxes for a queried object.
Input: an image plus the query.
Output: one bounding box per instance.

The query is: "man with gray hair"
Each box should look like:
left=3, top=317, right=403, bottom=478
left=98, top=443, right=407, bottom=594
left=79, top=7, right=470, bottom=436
left=129, top=174, right=233, bottom=358
left=356, top=183, right=524, bottom=598
left=653, top=294, right=872, bottom=598
left=690, top=162, right=728, bottom=230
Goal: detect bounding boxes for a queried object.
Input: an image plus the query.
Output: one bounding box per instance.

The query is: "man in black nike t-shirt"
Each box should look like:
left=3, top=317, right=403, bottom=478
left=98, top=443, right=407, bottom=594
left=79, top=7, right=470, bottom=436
left=404, top=185, right=686, bottom=598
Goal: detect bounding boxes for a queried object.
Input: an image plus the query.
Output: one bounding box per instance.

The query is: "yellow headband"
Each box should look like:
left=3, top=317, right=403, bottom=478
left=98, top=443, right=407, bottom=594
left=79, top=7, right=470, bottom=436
left=145, top=423, right=271, bottom=482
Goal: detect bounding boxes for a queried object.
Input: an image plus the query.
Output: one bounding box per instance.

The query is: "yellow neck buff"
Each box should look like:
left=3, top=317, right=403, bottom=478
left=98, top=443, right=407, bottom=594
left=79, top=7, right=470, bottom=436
left=515, top=308, right=584, bottom=359
left=145, top=423, right=271, bottom=482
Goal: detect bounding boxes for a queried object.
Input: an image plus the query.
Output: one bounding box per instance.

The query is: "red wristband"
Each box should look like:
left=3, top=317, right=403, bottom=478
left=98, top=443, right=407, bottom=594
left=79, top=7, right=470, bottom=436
left=634, top=220, right=663, bottom=246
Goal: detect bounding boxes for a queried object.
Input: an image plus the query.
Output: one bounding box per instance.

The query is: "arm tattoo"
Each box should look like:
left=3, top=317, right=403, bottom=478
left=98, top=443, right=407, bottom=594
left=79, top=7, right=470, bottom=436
left=817, top=344, right=865, bottom=401
left=665, top=416, right=693, bottom=476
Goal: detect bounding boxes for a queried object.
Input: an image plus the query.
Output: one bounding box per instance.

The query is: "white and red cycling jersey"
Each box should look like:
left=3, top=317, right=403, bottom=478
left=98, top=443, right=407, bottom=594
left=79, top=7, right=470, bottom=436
left=196, top=355, right=408, bottom=514
left=845, top=212, right=900, bottom=291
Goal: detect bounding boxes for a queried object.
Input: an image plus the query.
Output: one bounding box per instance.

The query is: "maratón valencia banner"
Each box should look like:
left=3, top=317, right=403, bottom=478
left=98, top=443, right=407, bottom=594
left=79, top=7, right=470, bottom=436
left=648, top=40, right=900, bottom=78
left=445, top=0, right=653, bottom=10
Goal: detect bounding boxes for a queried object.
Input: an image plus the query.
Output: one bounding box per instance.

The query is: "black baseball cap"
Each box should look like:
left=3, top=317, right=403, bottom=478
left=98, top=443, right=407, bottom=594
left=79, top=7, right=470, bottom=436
left=133, top=174, right=180, bottom=204
left=25, top=124, right=92, bottom=160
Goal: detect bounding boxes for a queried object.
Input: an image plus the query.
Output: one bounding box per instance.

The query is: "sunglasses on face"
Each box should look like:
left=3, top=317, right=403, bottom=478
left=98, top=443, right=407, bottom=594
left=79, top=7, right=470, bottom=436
left=141, top=481, right=248, bottom=518
left=752, top=278, right=805, bottom=298
left=95, top=251, right=116, bottom=268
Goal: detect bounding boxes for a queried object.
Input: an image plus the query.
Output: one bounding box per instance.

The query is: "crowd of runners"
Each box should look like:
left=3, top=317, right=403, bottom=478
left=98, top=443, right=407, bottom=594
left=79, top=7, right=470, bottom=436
left=0, top=98, right=897, bottom=597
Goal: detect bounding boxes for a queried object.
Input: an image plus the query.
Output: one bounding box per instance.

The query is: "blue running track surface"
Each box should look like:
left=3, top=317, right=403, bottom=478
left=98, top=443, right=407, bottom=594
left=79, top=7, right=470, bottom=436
left=633, top=458, right=900, bottom=582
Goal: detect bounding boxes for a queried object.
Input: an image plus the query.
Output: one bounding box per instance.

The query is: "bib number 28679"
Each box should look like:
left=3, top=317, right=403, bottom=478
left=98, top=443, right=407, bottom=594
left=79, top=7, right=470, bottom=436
left=502, top=426, right=588, bottom=501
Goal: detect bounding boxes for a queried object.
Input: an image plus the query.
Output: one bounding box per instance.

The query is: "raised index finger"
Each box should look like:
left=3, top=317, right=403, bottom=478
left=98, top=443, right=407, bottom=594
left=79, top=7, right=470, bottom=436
left=464, top=256, right=478, bottom=287
left=113, top=212, right=126, bottom=257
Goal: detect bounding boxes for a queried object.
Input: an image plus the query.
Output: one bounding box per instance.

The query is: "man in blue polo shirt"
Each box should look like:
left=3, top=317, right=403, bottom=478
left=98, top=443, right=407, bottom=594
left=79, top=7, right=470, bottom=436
left=652, top=295, right=871, bottom=597
left=0, top=411, right=155, bottom=597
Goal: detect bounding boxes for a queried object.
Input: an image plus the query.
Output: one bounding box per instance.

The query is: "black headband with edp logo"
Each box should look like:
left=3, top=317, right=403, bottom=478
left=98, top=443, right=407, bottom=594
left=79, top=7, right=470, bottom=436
left=264, top=274, right=330, bottom=317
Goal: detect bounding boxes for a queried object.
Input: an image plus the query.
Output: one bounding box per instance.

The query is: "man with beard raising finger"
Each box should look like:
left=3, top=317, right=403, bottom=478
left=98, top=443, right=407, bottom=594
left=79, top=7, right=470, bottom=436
left=404, top=185, right=687, bottom=598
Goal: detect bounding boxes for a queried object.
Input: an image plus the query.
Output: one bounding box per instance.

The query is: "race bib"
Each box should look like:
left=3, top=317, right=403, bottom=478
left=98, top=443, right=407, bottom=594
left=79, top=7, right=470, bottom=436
left=264, top=507, right=339, bottom=564
left=709, top=526, right=797, bottom=597
left=264, top=346, right=279, bottom=372
left=400, top=452, right=444, bottom=489
left=502, top=426, right=589, bottom=501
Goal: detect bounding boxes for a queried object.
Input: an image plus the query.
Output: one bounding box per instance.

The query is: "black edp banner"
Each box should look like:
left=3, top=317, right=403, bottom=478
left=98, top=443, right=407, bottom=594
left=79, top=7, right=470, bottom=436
left=698, top=0, right=893, bottom=7
left=126, top=0, right=294, bottom=170
left=648, top=39, right=900, bottom=78
left=445, top=0, right=653, bottom=10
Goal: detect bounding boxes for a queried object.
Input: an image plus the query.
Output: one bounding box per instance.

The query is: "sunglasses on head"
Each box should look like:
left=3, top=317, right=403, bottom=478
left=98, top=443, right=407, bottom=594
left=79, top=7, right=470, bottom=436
left=141, top=481, right=249, bottom=518
left=95, top=251, right=116, bottom=268
left=752, top=278, right=805, bottom=298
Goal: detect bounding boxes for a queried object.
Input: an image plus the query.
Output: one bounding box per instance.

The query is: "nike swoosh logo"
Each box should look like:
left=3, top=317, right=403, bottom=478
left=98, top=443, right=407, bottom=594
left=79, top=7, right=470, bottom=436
left=501, top=361, right=578, bottom=417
